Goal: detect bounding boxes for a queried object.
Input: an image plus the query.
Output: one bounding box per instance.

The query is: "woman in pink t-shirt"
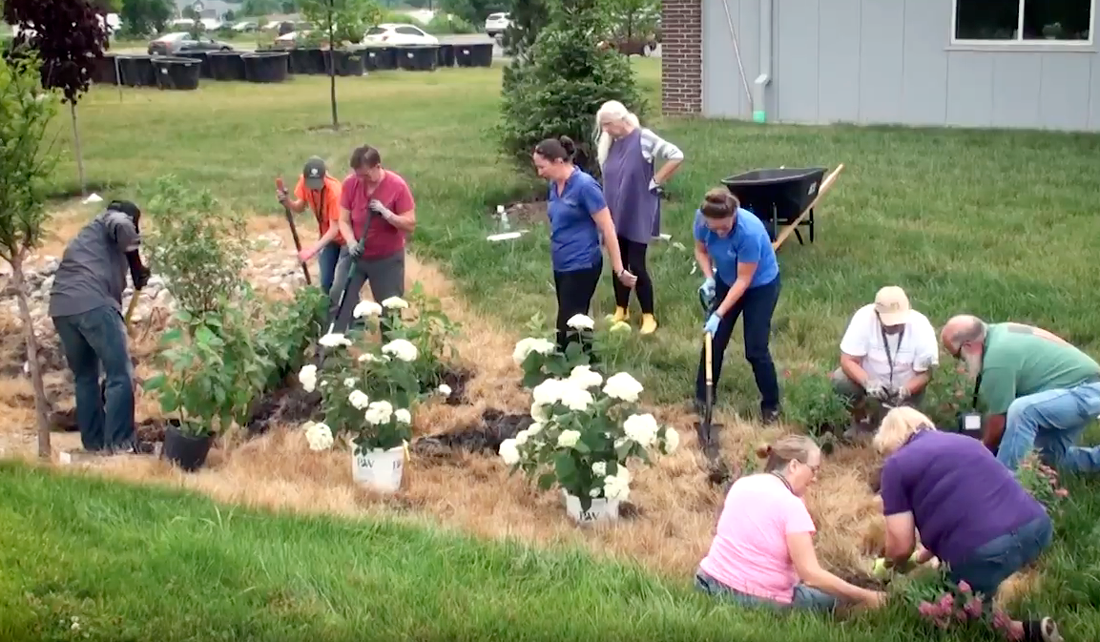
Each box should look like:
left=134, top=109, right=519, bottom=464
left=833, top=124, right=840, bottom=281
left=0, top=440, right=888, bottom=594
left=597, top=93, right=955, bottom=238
left=695, top=435, right=886, bottom=611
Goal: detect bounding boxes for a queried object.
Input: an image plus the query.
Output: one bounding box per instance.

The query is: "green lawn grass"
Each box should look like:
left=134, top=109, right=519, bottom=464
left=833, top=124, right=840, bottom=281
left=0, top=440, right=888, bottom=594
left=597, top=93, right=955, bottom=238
left=3, top=459, right=1099, bottom=642
left=50, top=58, right=1100, bottom=420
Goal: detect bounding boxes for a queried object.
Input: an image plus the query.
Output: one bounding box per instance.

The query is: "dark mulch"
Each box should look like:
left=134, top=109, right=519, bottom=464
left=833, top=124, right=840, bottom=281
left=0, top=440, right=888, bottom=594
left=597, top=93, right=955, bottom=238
left=412, top=407, right=532, bottom=458
left=438, top=366, right=473, bottom=406
left=245, top=381, right=322, bottom=436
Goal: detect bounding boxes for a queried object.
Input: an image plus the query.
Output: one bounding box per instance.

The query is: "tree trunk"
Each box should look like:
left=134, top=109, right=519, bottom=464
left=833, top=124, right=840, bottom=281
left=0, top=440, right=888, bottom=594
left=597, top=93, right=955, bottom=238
left=70, top=102, right=87, bottom=197
left=328, top=5, right=338, bottom=131
left=10, top=254, right=52, bottom=460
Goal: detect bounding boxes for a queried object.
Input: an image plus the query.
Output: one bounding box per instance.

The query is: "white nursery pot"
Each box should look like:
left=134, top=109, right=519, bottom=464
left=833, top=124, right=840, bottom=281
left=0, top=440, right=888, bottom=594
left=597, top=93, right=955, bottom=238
left=351, top=444, right=406, bottom=493
left=562, top=489, right=620, bottom=524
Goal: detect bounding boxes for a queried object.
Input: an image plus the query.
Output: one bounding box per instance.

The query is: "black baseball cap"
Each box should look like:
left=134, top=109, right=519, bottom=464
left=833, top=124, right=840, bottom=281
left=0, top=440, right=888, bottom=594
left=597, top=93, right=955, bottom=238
left=303, top=156, right=327, bottom=190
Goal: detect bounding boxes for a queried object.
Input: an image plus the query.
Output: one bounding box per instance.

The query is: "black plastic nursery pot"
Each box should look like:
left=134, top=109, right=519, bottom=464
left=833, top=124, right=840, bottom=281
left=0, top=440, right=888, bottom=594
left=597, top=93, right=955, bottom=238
left=396, top=45, right=439, bottom=72
left=436, top=43, right=455, bottom=68
left=117, top=55, right=157, bottom=87
left=178, top=51, right=213, bottom=79
left=363, top=46, right=396, bottom=71
left=290, top=47, right=326, bottom=75
left=163, top=421, right=214, bottom=472
left=326, top=49, right=365, bottom=76
left=455, top=42, right=493, bottom=67
left=153, top=56, right=202, bottom=91
left=91, top=54, right=119, bottom=85
left=208, top=51, right=247, bottom=81
left=243, top=52, right=290, bottom=83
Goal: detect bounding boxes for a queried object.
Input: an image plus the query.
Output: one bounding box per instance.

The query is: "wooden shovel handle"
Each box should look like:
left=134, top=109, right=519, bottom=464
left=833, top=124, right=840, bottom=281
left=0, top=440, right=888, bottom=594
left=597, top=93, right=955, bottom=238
left=704, top=331, right=713, bottom=386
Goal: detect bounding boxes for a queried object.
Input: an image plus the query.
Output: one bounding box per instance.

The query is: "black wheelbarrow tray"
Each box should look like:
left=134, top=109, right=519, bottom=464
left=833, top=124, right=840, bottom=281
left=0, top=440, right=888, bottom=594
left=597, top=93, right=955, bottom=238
left=720, top=164, right=845, bottom=251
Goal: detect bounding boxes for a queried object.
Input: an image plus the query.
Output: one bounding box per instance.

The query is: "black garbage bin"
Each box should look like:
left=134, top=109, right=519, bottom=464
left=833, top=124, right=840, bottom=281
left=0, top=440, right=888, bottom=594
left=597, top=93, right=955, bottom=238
left=208, top=51, right=246, bottom=81
left=720, top=167, right=827, bottom=244
left=396, top=45, right=439, bottom=71
left=178, top=52, right=212, bottom=79
left=243, top=51, right=290, bottom=83
left=455, top=42, right=493, bottom=67
left=326, top=49, right=365, bottom=76
left=436, top=43, right=455, bottom=68
left=290, top=48, right=325, bottom=74
left=153, top=56, right=202, bottom=90
left=363, top=46, right=396, bottom=71
left=117, top=55, right=156, bottom=87
left=92, top=54, right=119, bottom=85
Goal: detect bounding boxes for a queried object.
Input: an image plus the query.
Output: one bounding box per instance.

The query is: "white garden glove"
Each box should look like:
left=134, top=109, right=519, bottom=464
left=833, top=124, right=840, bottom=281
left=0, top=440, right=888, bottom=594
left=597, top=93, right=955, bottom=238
left=864, top=378, right=889, bottom=401
left=893, top=385, right=911, bottom=403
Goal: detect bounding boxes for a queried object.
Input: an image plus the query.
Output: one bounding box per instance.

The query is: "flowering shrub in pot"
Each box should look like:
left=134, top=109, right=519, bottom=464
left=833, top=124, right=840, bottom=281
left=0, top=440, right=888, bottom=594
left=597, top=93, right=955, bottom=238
left=893, top=566, right=1024, bottom=637
left=1015, top=450, right=1070, bottom=513
left=497, top=366, right=678, bottom=524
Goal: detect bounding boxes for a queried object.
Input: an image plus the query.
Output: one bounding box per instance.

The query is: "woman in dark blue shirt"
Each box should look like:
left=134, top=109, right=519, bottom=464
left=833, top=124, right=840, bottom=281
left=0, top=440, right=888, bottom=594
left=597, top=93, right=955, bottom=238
left=532, top=136, right=636, bottom=351
left=694, top=188, right=783, bottom=423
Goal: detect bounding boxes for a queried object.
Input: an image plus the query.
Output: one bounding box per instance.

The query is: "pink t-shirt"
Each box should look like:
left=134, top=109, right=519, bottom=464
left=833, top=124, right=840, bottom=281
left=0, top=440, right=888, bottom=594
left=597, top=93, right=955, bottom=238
left=340, top=170, right=415, bottom=259
left=698, top=473, right=816, bottom=604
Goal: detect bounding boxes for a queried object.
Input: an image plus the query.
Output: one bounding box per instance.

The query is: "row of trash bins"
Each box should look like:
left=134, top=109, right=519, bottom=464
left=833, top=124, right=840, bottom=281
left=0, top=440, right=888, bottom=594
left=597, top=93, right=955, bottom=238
left=91, top=43, right=495, bottom=91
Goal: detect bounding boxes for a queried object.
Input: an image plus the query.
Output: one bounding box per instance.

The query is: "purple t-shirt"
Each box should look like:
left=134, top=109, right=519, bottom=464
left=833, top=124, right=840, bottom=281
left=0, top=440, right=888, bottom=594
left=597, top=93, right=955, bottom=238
left=880, top=430, right=1047, bottom=567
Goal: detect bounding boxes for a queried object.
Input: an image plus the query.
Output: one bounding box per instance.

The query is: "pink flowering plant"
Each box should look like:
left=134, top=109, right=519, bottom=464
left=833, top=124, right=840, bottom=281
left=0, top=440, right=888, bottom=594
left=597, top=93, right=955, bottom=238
left=1015, top=450, right=1070, bottom=513
left=894, top=566, right=1023, bottom=639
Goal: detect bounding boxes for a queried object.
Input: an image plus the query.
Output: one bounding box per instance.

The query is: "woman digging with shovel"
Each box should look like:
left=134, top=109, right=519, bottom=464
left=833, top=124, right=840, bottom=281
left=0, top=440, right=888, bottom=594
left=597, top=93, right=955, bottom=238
left=694, top=188, right=782, bottom=424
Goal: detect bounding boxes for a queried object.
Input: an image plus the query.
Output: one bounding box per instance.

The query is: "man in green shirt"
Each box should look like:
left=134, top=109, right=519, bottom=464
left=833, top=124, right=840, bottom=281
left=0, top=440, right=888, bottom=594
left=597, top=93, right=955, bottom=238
left=941, top=315, right=1100, bottom=473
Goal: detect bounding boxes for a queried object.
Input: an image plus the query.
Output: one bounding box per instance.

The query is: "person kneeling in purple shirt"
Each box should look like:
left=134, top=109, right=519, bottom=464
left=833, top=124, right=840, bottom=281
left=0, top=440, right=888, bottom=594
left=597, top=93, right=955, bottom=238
left=874, top=407, right=1062, bottom=642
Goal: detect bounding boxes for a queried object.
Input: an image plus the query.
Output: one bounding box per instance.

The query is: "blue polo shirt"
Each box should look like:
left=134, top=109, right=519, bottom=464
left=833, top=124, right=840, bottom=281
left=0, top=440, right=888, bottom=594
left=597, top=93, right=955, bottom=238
left=547, top=169, right=607, bottom=272
left=692, top=208, right=779, bottom=288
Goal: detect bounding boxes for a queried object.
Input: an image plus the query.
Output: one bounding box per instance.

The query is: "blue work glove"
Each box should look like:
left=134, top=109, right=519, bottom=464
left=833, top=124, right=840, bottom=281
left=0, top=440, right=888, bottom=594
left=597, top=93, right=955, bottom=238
left=699, top=276, right=716, bottom=301
left=703, top=312, right=721, bottom=335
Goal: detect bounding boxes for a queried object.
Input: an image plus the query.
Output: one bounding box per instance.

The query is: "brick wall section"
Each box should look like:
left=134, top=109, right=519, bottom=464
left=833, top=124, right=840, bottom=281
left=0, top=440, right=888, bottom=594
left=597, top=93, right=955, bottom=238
left=660, top=0, right=703, bottom=115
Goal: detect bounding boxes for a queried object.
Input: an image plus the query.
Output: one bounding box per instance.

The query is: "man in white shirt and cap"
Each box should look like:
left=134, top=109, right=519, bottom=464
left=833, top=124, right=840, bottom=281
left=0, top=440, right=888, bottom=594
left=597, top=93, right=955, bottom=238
left=833, top=286, right=939, bottom=440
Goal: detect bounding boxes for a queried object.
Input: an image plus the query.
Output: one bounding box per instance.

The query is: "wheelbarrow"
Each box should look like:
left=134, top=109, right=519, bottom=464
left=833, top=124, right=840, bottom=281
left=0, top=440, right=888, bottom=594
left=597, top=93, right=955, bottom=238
left=721, top=164, right=845, bottom=251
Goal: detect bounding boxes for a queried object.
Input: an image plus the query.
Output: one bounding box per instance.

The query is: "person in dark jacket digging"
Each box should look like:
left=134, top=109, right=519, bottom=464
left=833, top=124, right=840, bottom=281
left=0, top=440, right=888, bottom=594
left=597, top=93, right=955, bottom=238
left=48, top=200, right=151, bottom=456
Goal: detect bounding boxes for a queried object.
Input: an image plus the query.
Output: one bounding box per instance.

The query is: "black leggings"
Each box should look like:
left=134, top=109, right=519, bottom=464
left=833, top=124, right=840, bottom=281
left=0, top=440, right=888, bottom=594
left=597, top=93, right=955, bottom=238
left=553, top=259, right=603, bottom=352
left=612, top=235, right=654, bottom=314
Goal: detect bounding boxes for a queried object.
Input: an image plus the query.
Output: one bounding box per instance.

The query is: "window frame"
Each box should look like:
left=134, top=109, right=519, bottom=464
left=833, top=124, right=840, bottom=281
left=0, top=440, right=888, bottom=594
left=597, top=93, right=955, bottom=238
left=950, top=0, right=1096, bottom=48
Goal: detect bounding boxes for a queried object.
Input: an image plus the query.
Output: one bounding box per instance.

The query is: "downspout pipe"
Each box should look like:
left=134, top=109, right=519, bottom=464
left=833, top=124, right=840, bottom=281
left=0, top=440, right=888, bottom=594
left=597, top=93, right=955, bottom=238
left=752, top=0, right=773, bottom=123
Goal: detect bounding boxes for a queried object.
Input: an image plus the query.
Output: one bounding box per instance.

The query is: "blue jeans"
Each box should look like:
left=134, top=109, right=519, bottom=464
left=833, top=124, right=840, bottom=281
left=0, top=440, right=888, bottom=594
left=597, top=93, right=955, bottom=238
left=52, top=306, right=135, bottom=451
left=997, top=380, right=1100, bottom=473
left=696, top=275, right=782, bottom=412
left=694, top=569, right=839, bottom=612
left=948, top=515, right=1052, bottom=601
left=317, top=240, right=343, bottom=296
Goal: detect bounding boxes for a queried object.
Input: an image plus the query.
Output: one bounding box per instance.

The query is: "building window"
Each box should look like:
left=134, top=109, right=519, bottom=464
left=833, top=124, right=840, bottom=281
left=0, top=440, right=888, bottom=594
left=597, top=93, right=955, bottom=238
left=954, top=0, right=1094, bottom=43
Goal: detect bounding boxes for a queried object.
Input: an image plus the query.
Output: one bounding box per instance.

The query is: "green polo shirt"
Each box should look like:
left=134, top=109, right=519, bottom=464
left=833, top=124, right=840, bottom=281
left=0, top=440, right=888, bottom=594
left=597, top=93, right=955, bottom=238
left=978, top=323, right=1100, bottom=416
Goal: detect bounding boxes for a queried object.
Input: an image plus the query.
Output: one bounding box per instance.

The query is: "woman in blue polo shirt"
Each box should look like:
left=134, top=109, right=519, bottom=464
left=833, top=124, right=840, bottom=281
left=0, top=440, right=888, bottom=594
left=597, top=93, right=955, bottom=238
left=532, top=136, right=637, bottom=351
left=694, top=188, right=782, bottom=423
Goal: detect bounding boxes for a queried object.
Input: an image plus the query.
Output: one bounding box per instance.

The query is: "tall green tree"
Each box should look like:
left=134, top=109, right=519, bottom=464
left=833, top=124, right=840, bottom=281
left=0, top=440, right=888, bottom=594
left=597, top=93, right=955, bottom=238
left=299, top=0, right=382, bottom=130
left=498, top=0, right=643, bottom=176
left=438, top=0, right=503, bottom=26
left=120, top=0, right=172, bottom=37
left=4, top=0, right=110, bottom=197
left=500, top=0, right=548, bottom=63
left=0, top=53, right=61, bottom=460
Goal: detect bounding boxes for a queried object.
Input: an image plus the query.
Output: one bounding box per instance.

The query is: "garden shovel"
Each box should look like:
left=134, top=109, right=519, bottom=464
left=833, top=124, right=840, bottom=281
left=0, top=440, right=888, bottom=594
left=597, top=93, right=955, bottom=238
left=276, top=177, right=313, bottom=286
left=695, top=332, right=733, bottom=485
left=315, top=220, right=372, bottom=367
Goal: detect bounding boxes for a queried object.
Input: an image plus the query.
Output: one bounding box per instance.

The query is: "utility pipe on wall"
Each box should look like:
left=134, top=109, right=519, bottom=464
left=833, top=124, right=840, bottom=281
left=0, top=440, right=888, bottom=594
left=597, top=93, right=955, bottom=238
left=752, top=0, right=773, bottom=123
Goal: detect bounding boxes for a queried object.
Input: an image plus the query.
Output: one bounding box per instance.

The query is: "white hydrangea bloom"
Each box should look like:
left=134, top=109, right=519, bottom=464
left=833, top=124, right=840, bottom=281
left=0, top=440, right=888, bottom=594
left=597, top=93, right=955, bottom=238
left=353, top=300, right=383, bottom=318
left=603, top=372, right=644, bottom=402
left=512, top=337, right=556, bottom=365
left=499, top=438, right=520, bottom=465
left=298, top=364, right=317, bottom=392
left=568, top=365, right=603, bottom=390
left=603, top=472, right=630, bottom=502
left=591, top=461, right=607, bottom=477
left=560, top=384, right=593, bottom=412
left=663, top=427, right=680, bottom=454
left=364, top=400, right=394, bottom=425
left=358, top=353, right=389, bottom=363
left=566, top=314, right=595, bottom=331
left=394, top=408, right=412, bottom=424
left=437, top=384, right=452, bottom=396
left=348, top=390, right=370, bottom=410
left=381, top=339, right=418, bottom=362
left=343, top=377, right=357, bottom=388
left=381, top=297, right=409, bottom=310
left=557, top=429, right=581, bottom=449
left=623, top=413, right=660, bottom=448
left=305, top=422, right=334, bottom=451
left=318, top=333, right=352, bottom=348
left=515, top=429, right=531, bottom=446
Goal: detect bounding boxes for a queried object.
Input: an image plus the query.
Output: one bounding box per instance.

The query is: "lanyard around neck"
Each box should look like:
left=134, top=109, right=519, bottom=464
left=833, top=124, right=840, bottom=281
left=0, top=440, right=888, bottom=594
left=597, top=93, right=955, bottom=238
left=876, top=312, right=906, bottom=387
left=970, top=337, right=988, bottom=411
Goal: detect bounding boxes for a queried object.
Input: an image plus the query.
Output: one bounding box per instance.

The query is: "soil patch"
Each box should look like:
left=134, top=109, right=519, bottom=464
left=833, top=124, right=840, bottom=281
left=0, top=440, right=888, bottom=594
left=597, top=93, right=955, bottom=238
left=412, top=407, right=531, bottom=459
left=835, top=568, right=888, bottom=591
left=439, top=366, right=473, bottom=406
left=490, top=199, right=548, bottom=228
left=246, top=380, right=323, bottom=436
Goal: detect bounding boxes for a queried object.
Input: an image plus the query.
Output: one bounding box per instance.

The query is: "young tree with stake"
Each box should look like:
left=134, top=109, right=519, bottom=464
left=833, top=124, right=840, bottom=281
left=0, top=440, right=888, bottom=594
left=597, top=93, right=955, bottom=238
left=299, top=0, right=382, bottom=130
left=0, top=54, right=61, bottom=460
left=3, top=0, right=109, bottom=197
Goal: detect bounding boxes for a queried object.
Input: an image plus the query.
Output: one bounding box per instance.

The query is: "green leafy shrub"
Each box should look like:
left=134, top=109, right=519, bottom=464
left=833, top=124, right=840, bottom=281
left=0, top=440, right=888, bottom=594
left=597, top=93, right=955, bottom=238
left=252, top=286, right=329, bottom=391
left=143, top=176, right=247, bottom=320
left=424, top=14, right=477, bottom=34
left=498, top=0, right=644, bottom=175
left=1015, top=450, right=1070, bottom=512
left=779, top=365, right=851, bottom=437
left=375, top=284, right=462, bottom=392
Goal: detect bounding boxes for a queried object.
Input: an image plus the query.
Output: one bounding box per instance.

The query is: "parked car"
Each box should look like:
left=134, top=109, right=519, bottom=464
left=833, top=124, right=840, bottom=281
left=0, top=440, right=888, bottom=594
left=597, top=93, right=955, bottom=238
left=484, top=12, right=511, bottom=38
left=362, top=23, right=439, bottom=46
left=147, top=32, right=234, bottom=56
left=232, top=21, right=259, bottom=33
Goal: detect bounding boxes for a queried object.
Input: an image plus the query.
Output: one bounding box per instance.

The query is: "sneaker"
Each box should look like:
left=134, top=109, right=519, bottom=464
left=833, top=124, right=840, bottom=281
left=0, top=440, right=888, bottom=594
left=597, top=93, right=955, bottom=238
left=1024, top=617, right=1062, bottom=642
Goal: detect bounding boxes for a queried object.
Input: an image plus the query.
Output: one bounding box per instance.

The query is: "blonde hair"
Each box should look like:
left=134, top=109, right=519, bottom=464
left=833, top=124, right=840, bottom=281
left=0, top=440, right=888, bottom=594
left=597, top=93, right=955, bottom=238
left=755, top=435, right=820, bottom=473
left=874, top=406, right=936, bottom=455
left=595, top=100, right=641, bottom=170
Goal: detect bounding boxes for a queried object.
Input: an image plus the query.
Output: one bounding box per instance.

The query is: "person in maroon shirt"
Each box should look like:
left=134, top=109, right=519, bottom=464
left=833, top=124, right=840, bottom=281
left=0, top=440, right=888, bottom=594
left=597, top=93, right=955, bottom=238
left=329, top=144, right=416, bottom=333
left=874, top=406, right=1062, bottom=642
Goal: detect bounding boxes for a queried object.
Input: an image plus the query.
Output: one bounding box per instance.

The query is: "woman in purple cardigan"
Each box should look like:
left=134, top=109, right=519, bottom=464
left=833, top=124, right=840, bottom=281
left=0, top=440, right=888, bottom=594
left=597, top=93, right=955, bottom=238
left=595, top=100, right=684, bottom=335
